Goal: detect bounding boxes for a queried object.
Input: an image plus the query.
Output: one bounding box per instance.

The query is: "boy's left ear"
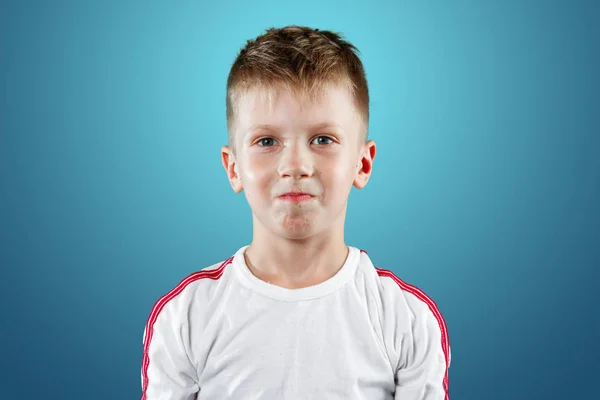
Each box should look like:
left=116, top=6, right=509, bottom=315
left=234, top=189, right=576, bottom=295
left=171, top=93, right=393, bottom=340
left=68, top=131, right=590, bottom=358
left=353, top=140, right=376, bottom=189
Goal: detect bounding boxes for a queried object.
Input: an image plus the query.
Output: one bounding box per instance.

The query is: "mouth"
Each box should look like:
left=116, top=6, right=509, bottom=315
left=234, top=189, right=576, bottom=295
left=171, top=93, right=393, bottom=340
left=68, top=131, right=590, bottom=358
left=278, top=192, right=315, bottom=203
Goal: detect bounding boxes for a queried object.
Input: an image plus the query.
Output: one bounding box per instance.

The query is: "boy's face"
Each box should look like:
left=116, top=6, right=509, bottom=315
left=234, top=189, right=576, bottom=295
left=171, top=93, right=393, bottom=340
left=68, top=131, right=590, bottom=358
left=221, top=84, right=376, bottom=240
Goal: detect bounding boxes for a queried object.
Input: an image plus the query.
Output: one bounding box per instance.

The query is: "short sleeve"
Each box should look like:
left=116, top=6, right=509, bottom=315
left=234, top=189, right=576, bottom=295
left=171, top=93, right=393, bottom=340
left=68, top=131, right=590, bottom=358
left=393, top=295, right=450, bottom=400
left=140, top=299, right=199, bottom=400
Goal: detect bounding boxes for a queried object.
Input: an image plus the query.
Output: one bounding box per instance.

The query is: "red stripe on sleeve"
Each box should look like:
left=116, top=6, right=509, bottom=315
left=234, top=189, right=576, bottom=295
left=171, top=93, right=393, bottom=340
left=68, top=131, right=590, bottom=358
left=140, top=257, right=233, bottom=400
left=376, top=267, right=450, bottom=400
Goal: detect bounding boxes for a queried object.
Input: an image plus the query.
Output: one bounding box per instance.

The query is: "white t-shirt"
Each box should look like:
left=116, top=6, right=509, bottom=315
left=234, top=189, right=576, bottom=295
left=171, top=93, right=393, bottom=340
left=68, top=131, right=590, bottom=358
left=140, top=245, right=451, bottom=400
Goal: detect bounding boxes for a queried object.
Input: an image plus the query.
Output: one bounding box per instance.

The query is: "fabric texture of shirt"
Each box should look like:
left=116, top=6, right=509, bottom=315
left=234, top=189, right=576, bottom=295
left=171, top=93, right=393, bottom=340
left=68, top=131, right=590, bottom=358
left=140, top=245, right=451, bottom=399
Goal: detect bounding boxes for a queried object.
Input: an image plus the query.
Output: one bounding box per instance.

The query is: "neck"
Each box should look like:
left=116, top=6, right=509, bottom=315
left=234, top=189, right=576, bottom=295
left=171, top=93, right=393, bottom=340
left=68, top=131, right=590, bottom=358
left=244, top=216, right=349, bottom=289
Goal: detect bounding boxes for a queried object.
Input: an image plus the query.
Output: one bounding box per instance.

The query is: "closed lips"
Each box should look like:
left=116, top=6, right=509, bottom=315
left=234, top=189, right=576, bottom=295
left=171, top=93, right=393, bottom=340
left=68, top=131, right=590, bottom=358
left=278, top=192, right=314, bottom=201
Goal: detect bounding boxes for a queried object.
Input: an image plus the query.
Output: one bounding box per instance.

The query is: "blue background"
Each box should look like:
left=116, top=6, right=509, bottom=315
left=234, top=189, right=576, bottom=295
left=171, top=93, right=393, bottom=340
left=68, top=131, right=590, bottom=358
left=1, top=0, right=599, bottom=399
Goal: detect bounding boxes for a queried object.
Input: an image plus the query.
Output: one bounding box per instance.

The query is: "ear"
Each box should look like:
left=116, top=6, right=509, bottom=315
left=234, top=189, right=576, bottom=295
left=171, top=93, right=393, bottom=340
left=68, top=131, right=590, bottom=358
left=353, top=140, right=376, bottom=189
left=221, top=145, right=243, bottom=193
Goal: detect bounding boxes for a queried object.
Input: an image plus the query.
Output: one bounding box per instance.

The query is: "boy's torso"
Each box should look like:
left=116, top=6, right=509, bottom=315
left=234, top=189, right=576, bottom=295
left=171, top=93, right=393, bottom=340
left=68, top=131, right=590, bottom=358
left=145, top=246, right=416, bottom=399
left=198, top=288, right=396, bottom=398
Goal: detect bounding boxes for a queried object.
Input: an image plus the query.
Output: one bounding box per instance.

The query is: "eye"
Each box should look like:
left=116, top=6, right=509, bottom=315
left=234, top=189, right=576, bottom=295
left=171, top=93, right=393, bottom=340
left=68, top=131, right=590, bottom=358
left=257, top=137, right=278, bottom=147
left=311, top=136, right=334, bottom=145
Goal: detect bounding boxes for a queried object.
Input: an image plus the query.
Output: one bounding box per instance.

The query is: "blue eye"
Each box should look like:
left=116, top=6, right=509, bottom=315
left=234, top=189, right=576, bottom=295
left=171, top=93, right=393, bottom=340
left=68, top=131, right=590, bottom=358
left=258, top=138, right=277, bottom=146
left=312, top=136, right=334, bottom=145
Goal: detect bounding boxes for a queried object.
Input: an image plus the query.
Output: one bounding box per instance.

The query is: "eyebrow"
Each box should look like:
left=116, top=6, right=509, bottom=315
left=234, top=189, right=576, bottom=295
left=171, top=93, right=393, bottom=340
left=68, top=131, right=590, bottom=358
left=248, top=124, right=280, bottom=132
left=247, top=122, right=342, bottom=133
left=308, top=122, right=343, bottom=131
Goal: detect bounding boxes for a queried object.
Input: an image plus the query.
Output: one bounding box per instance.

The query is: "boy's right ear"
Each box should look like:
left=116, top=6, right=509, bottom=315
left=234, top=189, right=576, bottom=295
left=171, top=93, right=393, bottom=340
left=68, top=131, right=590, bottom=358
left=221, top=146, right=243, bottom=193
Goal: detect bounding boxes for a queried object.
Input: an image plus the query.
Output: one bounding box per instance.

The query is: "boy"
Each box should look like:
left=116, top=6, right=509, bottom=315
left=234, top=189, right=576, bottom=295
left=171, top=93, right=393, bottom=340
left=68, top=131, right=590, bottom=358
left=140, top=25, right=450, bottom=399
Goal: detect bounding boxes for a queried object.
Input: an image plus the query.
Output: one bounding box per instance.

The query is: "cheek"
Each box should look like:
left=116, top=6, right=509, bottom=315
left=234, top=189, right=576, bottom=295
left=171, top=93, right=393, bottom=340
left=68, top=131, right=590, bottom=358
left=240, top=155, right=276, bottom=195
left=329, top=151, right=357, bottom=179
left=319, top=157, right=356, bottom=200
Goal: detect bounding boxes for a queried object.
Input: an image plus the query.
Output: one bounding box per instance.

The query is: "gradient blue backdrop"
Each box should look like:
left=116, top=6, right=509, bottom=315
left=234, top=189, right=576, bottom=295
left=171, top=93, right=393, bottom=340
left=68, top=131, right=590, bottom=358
left=1, top=0, right=599, bottom=399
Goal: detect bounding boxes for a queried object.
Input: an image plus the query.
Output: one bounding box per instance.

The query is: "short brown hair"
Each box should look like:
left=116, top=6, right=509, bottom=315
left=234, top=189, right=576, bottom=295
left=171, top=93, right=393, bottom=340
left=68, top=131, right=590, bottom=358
left=226, top=25, right=369, bottom=146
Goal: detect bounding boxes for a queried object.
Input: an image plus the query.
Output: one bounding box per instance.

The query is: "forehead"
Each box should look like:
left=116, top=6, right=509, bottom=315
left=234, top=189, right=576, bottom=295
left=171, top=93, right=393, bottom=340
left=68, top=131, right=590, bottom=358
left=233, top=84, right=362, bottom=134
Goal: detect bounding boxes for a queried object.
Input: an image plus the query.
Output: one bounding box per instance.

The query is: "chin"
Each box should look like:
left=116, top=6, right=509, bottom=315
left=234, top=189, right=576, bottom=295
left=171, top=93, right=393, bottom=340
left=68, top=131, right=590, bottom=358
left=277, top=215, right=319, bottom=239
left=279, top=229, right=317, bottom=240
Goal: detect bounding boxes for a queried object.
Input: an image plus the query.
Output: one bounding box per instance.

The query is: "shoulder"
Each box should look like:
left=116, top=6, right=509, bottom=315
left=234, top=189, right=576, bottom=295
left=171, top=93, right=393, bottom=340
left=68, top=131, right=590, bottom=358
left=377, top=266, right=446, bottom=325
left=156, top=256, right=233, bottom=309
left=359, top=249, right=446, bottom=322
left=357, top=249, right=450, bottom=359
left=142, top=255, right=235, bottom=343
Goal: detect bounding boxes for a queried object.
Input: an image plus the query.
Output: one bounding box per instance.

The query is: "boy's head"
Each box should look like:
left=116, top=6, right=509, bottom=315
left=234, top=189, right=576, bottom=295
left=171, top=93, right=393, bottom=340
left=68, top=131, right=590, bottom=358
left=221, top=26, right=376, bottom=240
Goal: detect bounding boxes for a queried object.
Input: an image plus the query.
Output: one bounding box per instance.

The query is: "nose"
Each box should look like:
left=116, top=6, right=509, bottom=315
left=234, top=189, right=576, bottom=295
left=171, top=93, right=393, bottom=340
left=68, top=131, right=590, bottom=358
left=277, top=142, right=314, bottom=179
